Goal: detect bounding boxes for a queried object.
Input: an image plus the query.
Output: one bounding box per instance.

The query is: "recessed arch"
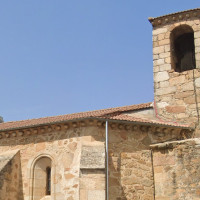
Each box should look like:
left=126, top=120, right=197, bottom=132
left=170, top=24, right=196, bottom=72
left=29, top=154, right=56, bottom=200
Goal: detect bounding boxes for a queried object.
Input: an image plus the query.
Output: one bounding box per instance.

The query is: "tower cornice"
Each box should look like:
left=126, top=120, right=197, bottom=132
left=149, top=8, right=200, bottom=27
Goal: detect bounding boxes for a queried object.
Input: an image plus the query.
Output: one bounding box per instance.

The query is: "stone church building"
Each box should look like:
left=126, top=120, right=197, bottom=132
left=0, top=8, right=200, bottom=200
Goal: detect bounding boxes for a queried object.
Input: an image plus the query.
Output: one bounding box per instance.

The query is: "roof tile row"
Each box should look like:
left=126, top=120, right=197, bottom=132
left=0, top=102, right=191, bottom=131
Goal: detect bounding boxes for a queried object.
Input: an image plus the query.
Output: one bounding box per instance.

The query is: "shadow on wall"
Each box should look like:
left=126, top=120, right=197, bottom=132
left=19, top=153, right=24, bottom=200
left=0, top=151, right=24, bottom=200
left=109, top=154, right=126, bottom=200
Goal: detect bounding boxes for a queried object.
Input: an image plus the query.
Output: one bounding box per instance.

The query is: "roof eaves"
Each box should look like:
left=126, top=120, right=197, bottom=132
left=104, top=118, right=192, bottom=130
left=0, top=102, right=153, bottom=132
left=0, top=116, right=192, bottom=133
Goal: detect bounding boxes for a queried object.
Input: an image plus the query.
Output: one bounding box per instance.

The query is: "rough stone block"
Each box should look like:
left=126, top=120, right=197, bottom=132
left=164, top=45, right=170, bottom=52
left=159, top=64, right=171, bottom=71
left=166, top=106, right=186, bottom=113
left=195, top=46, right=200, bottom=53
left=159, top=81, right=169, bottom=88
left=174, top=91, right=194, bottom=98
left=159, top=39, right=169, bottom=46
left=195, top=38, right=200, bottom=46
left=165, top=57, right=171, bottom=64
left=184, top=96, right=196, bottom=104
left=195, top=77, right=200, bottom=87
left=153, top=35, right=158, bottom=42
left=158, top=33, right=165, bottom=41
left=155, top=87, right=176, bottom=96
left=153, top=66, right=160, bottom=73
left=153, top=27, right=167, bottom=35
left=159, top=52, right=170, bottom=59
left=153, top=46, right=165, bottom=54
left=169, top=75, right=185, bottom=85
left=181, top=82, right=194, bottom=91
left=157, top=102, right=169, bottom=108
left=153, top=54, right=159, bottom=60
left=154, top=59, right=165, bottom=66
left=154, top=71, right=169, bottom=82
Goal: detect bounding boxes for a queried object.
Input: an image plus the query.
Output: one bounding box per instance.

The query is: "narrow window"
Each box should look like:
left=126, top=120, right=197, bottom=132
left=32, top=157, right=52, bottom=200
left=171, top=25, right=196, bottom=72
left=46, top=167, right=51, bottom=195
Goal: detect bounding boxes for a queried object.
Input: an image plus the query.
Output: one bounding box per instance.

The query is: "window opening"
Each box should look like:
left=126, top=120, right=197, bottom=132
left=174, top=33, right=196, bottom=72
left=32, top=156, right=52, bottom=200
left=171, top=25, right=196, bottom=72
left=46, top=167, right=51, bottom=195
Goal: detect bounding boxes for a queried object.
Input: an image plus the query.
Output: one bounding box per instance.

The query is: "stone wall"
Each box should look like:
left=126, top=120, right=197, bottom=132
left=0, top=123, right=107, bottom=200
left=151, top=138, right=200, bottom=200
left=0, top=150, right=22, bottom=200
left=107, top=123, right=184, bottom=200
left=120, top=151, right=154, bottom=200
left=152, top=16, right=200, bottom=128
left=108, top=125, right=154, bottom=200
left=0, top=120, right=189, bottom=200
left=80, top=169, right=105, bottom=200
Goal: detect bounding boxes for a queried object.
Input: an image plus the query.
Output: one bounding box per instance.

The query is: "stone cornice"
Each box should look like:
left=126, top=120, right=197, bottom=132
left=150, top=138, right=200, bottom=150
left=149, top=8, right=200, bottom=28
left=0, top=118, right=192, bottom=140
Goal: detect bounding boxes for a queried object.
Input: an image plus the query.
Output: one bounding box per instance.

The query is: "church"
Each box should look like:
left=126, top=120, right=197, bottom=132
left=0, top=8, right=200, bottom=200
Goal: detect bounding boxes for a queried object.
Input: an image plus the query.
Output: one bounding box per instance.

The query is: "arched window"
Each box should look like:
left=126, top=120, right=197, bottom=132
left=171, top=25, right=196, bottom=72
left=32, top=157, right=52, bottom=200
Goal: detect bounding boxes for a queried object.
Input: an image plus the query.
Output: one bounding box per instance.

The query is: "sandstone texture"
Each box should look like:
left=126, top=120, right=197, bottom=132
left=152, top=139, right=200, bottom=200
left=153, top=16, right=200, bottom=129
left=0, top=8, right=200, bottom=200
left=0, top=120, right=189, bottom=200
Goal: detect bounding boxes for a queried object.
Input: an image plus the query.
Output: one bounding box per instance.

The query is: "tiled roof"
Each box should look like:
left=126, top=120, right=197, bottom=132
left=0, top=102, right=191, bottom=131
left=105, top=113, right=190, bottom=128
left=149, top=8, right=200, bottom=21
left=0, top=103, right=152, bottom=131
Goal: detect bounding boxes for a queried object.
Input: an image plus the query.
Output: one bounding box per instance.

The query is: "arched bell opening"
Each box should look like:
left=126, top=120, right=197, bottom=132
left=171, top=25, right=196, bottom=72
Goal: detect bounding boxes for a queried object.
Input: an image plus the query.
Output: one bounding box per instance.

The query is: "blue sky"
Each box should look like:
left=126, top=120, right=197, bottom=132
left=1, top=1, right=199, bottom=122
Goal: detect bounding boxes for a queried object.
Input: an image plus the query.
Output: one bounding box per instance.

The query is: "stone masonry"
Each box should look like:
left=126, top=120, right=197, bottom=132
left=0, top=118, right=190, bottom=200
left=150, top=9, right=200, bottom=132
left=0, top=7, right=199, bottom=200
left=151, top=138, right=200, bottom=200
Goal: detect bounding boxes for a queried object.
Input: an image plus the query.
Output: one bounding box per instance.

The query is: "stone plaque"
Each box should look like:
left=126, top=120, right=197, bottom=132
left=80, top=145, right=105, bottom=169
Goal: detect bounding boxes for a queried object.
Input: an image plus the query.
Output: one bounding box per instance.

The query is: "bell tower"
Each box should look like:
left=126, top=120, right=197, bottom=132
left=149, top=9, right=200, bottom=127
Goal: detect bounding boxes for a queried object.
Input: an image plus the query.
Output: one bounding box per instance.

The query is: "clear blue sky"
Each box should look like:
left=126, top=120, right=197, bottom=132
left=1, top=1, right=199, bottom=122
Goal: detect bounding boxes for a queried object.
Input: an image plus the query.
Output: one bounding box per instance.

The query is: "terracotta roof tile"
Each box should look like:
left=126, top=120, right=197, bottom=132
left=0, top=102, right=152, bottom=131
left=0, top=102, right=191, bottom=131
left=105, top=113, right=190, bottom=128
